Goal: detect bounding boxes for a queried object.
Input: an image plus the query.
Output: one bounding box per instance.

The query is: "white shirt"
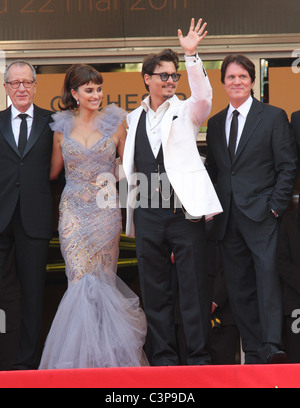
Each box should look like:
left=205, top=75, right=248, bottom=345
left=141, top=97, right=170, bottom=158
left=141, top=54, right=205, bottom=158
left=225, top=96, right=253, bottom=152
left=11, top=104, right=34, bottom=146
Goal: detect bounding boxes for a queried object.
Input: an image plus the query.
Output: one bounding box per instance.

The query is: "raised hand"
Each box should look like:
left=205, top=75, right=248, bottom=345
left=178, top=18, right=208, bottom=56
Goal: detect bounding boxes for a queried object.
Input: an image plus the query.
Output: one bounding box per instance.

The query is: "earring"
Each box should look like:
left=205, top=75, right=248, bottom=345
left=76, top=100, right=80, bottom=107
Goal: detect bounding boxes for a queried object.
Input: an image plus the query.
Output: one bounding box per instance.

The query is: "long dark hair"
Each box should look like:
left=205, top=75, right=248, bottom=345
left=59, top=64, right=103, bottom=110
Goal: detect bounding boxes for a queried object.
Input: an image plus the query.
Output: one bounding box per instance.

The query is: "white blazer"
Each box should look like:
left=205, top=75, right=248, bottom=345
left=123, top=58, right=223, bottom=237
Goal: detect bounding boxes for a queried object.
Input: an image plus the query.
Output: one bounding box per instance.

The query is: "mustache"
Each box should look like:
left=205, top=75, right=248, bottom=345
left=162, top=84, right=176, bottom=89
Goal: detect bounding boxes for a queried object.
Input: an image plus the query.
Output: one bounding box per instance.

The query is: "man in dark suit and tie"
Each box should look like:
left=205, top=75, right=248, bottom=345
left=206, top=54, right=298, bottom=364
left=277, top=201, right=300, bottom=363
left=291, top=110, right=300, bottom=155
left=291, top=110, right=300, bottom=229
left=0, top=60, right=53, bottom=370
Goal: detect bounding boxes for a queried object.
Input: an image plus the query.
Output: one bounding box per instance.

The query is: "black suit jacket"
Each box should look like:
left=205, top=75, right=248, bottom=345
left=291, top=110, right=300, bottom=230
left=206, top=98, right=298, bottom=240
left=277, top=208, right=300, bottom=315
left=0, top=105, right=53, bottom=239
left=291, top=110, right=300, bottom=152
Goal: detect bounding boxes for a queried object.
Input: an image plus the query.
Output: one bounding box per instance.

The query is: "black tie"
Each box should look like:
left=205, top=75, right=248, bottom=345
left=228, top=110, right=240, bottom=162
left=18, top=114, right=28, bottom=156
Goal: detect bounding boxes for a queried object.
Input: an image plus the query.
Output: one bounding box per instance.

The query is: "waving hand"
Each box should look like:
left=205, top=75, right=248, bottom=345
left=178, top=18, right=208, bottom=56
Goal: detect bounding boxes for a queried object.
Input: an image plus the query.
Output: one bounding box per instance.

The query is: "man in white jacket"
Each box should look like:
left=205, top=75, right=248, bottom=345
left=123, top=18, right=222, bottom=366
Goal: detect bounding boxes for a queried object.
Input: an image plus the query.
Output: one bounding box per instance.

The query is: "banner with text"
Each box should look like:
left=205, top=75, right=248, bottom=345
left=0, top=0, right=299, bottom=41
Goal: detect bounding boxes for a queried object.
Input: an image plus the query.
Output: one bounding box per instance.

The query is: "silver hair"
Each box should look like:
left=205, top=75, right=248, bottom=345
left=4, top=60, right=37, bottom=83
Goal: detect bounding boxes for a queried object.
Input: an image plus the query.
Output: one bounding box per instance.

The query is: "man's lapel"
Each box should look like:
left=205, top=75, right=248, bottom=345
left=218, top=106, right=231, bottom=165
left=123, top=106, right=143, bottom=179
left=23, top=105, right=49, bottom=157
left=233, top=98, right=262, bottom=163
left=161, top=96, right=181, bottom=151
left=0, top=106, right=20, bottom=156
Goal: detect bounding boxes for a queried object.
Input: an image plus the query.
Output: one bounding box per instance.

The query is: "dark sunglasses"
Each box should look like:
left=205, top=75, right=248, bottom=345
left=150, top=72, right=182, bottom=82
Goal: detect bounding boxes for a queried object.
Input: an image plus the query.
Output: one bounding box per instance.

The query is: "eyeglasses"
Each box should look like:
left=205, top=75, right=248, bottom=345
left=150, top=73, right=181, bottom=82
left=6, top=80, right=35, bottom=89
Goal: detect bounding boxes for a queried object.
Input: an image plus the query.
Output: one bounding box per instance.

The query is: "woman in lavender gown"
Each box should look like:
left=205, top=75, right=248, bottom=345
left=39, top=64, right=148, bottom=369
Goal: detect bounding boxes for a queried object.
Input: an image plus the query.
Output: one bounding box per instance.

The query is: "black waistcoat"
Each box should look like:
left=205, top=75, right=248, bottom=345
left=134, top=110, right=174, bottom=209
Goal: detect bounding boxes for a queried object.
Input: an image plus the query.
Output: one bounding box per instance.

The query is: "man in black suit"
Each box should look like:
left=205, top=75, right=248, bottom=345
left=277, top=201, right=300, bottom=363
left=206, top=54, right=298, bottom=364
left=0, top=60, right=53, bottom=370
left=123, top=19, right=222, bottom=366
left=291, top=110, right=300, bottom=154
left=291, top=110, right=300, bottom=229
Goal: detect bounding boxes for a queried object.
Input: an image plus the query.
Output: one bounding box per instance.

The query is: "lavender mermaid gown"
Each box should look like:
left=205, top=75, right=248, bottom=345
left=39, top=104, right=148, bottom=369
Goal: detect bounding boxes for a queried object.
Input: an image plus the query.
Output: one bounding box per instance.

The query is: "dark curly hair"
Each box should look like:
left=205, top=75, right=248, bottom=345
left=142, top=49, right=179, bottom=92
left=59, top=64, right=103, bottom=110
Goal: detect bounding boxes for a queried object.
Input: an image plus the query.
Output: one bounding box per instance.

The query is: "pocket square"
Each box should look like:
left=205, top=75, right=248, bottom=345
left=172, top=115, right=178, bottom=121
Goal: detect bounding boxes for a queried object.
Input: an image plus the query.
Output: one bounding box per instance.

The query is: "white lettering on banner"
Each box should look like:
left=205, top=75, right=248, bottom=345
left=105, top=391, right=195, bottom=404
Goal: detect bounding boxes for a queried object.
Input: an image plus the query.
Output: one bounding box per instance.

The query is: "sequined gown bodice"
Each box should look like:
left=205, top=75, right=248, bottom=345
left=39, top=105, right=148, bottom=369
left=59, top=107, right=122, bottom=284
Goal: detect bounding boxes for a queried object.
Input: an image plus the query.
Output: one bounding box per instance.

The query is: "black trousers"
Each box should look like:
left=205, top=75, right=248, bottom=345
left=209, top=325, right=241, bottom=365
left=220, top=201, right=283, bottom=364
left=134, top=207, right=211, bottom=366
left=0, top=202, right=49, bottom=370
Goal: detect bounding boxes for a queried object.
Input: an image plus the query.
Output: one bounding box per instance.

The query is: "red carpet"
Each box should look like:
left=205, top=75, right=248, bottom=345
left=0, top=365, right=300, bottom=388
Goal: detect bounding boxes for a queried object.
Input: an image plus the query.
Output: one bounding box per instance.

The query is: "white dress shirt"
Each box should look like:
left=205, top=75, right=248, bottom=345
left=11, top=104, right=34, bottom=146
left=225, top=96, right=253, bottom=152
left=141, top=97, right=170, bottom=158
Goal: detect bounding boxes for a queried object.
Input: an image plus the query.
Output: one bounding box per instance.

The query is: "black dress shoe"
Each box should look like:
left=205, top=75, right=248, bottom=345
left=267, top=351, right=288, bottom=364
left=10, top=364, right=36, bottom=371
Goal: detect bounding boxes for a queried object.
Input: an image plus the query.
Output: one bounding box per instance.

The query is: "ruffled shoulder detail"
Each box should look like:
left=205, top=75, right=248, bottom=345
left=50, top=110, right=75, bottom=136
left=94, top=104, right=127, bottom=137
left=50, top=105, right=127, bottom=137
